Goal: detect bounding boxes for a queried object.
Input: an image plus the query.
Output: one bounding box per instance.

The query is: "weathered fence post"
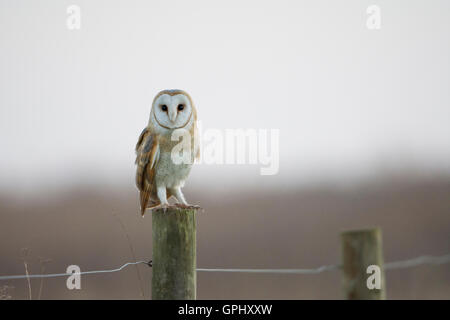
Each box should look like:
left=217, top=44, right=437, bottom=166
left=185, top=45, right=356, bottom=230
left=340, top=228, right=386, bottom=300
left=152, top=207, right=197, bottom=300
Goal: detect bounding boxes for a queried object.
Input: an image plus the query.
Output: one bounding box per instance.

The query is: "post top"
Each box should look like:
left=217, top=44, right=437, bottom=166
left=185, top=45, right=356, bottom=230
left=341, top=227, right=381, bottom=237
left=152, top=205, right=202, bottom=215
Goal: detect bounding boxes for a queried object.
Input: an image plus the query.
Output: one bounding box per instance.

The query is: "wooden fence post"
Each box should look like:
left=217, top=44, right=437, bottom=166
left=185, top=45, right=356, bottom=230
left=340, top=228, right=386, bottom=300
left=152, top=207, right=197, bottom=300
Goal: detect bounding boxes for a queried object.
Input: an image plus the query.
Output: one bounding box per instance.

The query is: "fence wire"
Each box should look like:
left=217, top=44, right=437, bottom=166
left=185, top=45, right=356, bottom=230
left=197, top=264, right=339, bottom=274
left=1, top=253, right=449, bottom=281
left=384, top=253, right=450, bottom=270
left=0, top=261, right=149, bottom=281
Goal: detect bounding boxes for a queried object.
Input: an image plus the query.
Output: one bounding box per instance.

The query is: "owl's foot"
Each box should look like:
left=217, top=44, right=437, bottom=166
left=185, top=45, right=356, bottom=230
left=158, top=203, right=170, bottom=213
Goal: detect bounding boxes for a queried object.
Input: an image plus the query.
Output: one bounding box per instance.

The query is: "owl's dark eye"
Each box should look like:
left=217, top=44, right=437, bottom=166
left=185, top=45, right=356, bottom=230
left=177, top=104, right=184, bottom=111
left=161, top=105, right=168, bottom=111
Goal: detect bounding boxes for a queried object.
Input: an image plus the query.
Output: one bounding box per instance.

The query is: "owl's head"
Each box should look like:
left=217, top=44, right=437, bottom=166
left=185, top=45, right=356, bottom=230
left=150, top=89, right=196, bottom=131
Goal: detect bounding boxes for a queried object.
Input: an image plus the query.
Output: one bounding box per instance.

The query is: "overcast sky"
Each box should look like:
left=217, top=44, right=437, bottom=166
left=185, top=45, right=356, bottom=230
left=0, top=0, right=449, bottom=192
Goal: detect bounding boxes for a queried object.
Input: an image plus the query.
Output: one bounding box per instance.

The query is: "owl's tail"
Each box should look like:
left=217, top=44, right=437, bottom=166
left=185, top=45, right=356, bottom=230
left=139, top=168, right=156, bottom=216
left=139, top=188, right=150, bottom=216
left=141, top=196, right=160, bottom=216
left=140, top=180, right=157, bottom=216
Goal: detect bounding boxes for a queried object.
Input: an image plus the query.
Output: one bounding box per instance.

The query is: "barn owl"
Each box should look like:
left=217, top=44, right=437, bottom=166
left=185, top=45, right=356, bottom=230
left=135, top=89, right=199, bottom=216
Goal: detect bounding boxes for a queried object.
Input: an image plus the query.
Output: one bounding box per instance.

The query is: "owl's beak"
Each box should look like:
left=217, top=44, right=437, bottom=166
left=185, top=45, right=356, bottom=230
left=168, top=109, right=177, bottom=123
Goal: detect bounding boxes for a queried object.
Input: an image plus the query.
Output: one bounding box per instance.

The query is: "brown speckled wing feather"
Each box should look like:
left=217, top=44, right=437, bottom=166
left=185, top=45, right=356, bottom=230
left=135, top=127, right=160, bottom=215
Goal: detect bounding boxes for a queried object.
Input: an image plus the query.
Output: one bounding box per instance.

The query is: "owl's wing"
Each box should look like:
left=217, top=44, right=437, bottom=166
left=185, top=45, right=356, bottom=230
left=135, top=127, right=160, bottom=216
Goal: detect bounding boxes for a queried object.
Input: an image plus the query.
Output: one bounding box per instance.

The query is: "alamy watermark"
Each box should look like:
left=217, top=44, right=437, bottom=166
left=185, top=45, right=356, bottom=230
left=366, top=5, right=381, bottom=30
left=366, top=265, right=382, bottom=290
left=170, top=121, right=280, bottom=176
left=66, top=5, right=81, bottom=30
left=66, top=265, right=81, bottom=290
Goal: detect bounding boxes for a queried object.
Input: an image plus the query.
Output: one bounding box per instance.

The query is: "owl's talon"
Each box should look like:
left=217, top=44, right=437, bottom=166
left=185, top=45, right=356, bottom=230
left=160, top=204, right=169, bottom=213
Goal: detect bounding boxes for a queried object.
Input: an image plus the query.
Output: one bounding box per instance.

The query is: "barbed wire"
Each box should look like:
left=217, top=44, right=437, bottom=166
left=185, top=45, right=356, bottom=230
left=0, top=253, right=449, bottom=281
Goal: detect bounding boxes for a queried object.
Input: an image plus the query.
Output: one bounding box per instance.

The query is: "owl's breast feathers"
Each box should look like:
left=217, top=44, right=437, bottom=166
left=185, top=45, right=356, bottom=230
left=135, top=127, right=160, bottom=215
